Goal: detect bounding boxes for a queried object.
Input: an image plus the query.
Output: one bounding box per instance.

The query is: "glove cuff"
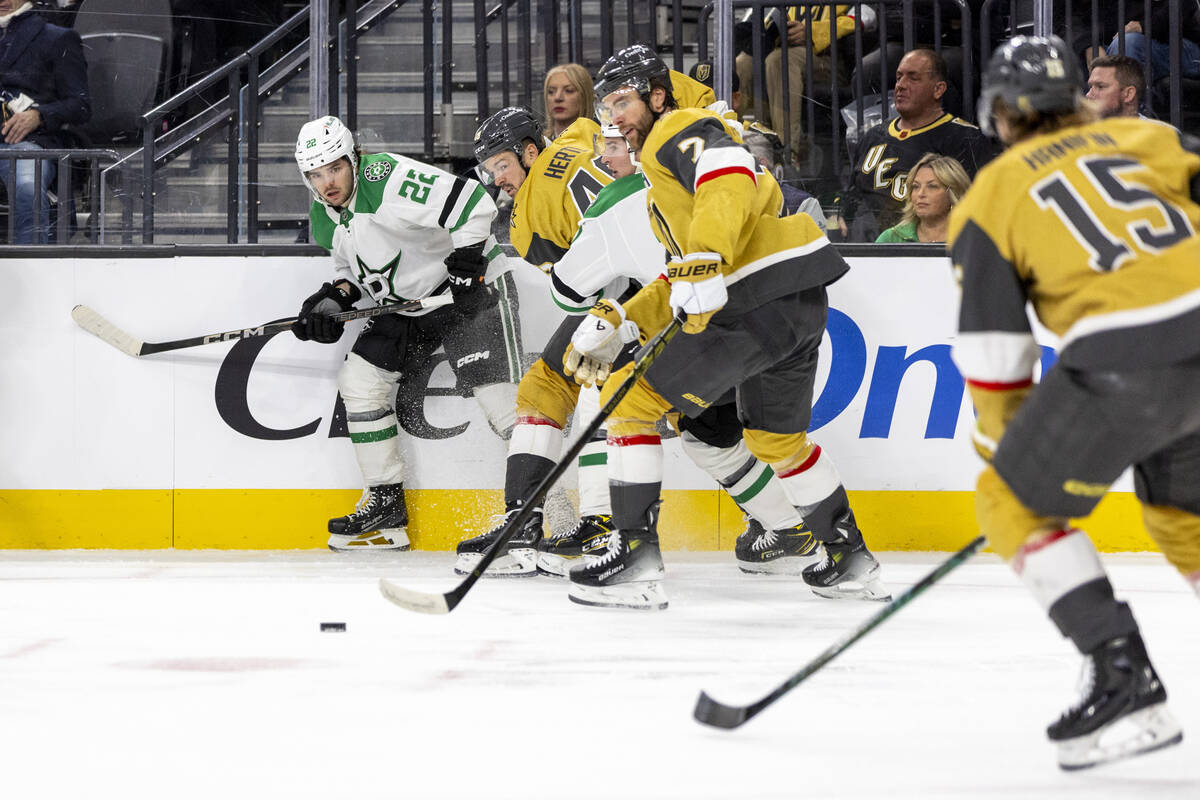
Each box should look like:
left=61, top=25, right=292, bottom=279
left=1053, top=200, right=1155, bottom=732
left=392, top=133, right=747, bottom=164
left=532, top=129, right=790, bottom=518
left=667, top=252, right=723, bottom=284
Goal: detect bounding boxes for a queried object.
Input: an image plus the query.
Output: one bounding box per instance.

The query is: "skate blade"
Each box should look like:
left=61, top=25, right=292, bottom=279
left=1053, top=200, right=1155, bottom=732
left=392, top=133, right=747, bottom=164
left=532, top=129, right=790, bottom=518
left=736, top=553, right=824, bottom=576
left=567, top=580, right=669, bottom=611
left=328, top=528, right=410, bottom=552
left=453, top=547, right=538, bottom=577
left=810, top=576, right=892, bottom=602
left=1057, top=703, right=1184, bottom=771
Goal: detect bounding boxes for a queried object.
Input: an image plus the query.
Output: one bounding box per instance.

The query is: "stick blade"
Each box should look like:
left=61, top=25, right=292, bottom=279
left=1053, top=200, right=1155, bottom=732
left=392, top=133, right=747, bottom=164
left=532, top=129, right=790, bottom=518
left=378, top=578, right=452, bottom=615
left=71, top=304, right=143, bottom=357
left=693, top=691, right=749, bottom=730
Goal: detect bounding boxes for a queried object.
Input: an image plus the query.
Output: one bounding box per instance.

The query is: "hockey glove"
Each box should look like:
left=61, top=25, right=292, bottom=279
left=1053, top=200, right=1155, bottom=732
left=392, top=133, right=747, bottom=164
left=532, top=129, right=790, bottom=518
left=292, top=281, right=361, bottom=343
left=563, top=299, right=641, bottom=386
left=667, top=252, right=727, bottom=334
left=445, top=242, right=490, bottom=311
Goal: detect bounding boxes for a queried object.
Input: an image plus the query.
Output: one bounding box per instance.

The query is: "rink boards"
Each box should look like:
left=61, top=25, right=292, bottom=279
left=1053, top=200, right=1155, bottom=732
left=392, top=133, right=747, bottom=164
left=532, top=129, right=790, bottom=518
left=0, top=254, right=1154, bottom=552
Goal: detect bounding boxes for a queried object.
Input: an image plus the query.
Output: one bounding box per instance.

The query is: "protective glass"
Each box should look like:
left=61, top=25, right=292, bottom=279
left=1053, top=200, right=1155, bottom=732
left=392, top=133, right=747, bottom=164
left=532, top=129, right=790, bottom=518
left=474, top=151, right=522, bottom=186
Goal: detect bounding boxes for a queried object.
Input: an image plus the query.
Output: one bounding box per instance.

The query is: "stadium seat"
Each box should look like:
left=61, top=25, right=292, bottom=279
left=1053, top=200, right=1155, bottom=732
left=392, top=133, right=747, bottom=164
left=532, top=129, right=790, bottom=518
left=79, top=33, right=166, bottom=145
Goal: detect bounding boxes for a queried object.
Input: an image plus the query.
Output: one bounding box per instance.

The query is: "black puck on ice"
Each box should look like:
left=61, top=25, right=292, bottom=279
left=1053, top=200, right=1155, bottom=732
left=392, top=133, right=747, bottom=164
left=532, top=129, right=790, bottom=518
left=320, top=622, right=347, bottom=633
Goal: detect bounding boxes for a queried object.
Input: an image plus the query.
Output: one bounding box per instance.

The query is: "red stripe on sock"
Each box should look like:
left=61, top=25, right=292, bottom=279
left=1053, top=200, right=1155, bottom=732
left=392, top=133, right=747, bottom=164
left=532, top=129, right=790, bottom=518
left=1012, top=528, right=1079, bottom=575
left=515, top=416, right=561, bottom=429
left=966, top=377, right=1034, bottom=392
left=696, top=166, right=755, bottom=188
left=606, top=434, right=661, bottom=447
left=777, top=445, right=822, bottom=479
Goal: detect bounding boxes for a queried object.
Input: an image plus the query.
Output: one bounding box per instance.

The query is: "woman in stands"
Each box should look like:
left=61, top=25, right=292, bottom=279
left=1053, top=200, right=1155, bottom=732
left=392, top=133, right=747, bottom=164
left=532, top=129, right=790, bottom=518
left=876, top=152, right=969, bottom=243
left=542, top=63, right=594, bottom=140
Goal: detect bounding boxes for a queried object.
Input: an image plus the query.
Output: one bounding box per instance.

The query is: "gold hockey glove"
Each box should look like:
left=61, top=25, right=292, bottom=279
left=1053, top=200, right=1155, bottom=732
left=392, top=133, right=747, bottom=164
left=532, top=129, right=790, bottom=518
left=563, top=299, right=641, bottom=386
left=667, top=252, right=728, bottom=334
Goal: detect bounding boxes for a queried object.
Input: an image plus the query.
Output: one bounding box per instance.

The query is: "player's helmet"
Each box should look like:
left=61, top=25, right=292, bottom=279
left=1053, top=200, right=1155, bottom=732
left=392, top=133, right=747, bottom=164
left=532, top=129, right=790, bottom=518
left=472, top=106, right=545, bottom=185
left=296, top=116, right=359, bottom=203
left=977, top=35, right=1083, bottom=137
left=593, top=44, right=672, bottom=124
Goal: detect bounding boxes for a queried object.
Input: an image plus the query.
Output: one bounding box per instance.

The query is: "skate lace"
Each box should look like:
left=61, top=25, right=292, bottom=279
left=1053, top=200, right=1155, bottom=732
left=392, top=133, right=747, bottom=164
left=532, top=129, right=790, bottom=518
left=752, top=530, right=779, bottom=552
left=349, top=490, right=380, bottom=521
left=1064, top=656, right=1098, bottom=719
left=593, top=530, right=625, bottom=565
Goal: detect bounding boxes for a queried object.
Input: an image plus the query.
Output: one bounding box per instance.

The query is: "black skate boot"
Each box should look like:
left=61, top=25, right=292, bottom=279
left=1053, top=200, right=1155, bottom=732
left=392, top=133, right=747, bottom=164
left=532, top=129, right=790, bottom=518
left=735, top=519, right=826, bottom=574
left=1048, top=634, right=1182, bottom=770
left=454, top=505, right=544, bottom=577
left=536, top=514, right=615, bottom=578
left=567, top=505, right=667, bottom=610
left=327, top=483, right=409, bottom=551
left=801, top=510, right=890, bottom=601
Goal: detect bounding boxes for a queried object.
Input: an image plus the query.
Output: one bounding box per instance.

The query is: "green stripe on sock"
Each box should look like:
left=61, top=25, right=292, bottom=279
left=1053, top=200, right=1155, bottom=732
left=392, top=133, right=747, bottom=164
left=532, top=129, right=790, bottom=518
left=731, top=464, right=774, bottom=505
left=349, top=425, right=398, bottom=443
left=578, top=452, right=607, bottom=467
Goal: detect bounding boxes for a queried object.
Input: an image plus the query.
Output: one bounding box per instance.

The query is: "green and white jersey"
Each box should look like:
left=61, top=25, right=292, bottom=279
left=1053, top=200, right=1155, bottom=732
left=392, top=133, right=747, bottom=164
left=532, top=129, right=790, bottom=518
left=548, top=173, right=666, bottom=314
left=309, top=153, right=508, bottom=313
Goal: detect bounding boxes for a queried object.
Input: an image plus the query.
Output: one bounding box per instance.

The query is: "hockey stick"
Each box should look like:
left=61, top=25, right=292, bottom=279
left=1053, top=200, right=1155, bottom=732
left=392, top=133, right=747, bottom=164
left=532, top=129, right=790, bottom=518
left=379, top=313, right=686, bottom=614
left=71, top=295, right=454, bottom=357
left=693, top=534, right=988, bottom=730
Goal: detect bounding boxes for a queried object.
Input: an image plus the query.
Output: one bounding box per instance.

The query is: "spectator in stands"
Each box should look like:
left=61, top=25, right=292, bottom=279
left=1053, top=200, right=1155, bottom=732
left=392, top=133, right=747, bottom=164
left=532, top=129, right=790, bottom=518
left=743, top=124, right=826, bottom=231
left=1087, top=55, right=1146, bottom=119
left=763, top=5, right=863, bottom=162
left=852, top=1, right=963, bottom=116
left=1104, top=2, right=1200, bottom=85
left=0, top=0, right=89, bottom=243
left=542, top=63, right=593, bottom=141
left=688, top=59, right=742, bottom=117
left=838, top=48, right=995, bottom=242
left=875, top=152, right=967, bottom=243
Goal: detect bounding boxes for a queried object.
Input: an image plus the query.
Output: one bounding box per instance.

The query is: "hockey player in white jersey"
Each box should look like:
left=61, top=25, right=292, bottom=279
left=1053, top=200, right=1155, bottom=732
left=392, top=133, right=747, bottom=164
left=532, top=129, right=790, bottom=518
left=294, top=116, right=522, bottom=551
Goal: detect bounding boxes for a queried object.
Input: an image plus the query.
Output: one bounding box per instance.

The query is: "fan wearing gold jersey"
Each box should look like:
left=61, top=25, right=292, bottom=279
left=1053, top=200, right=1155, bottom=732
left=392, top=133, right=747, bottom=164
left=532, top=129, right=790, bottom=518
left=562, top=44, right=889, bottom=610
left=949, top=35, right=1200, bottom=770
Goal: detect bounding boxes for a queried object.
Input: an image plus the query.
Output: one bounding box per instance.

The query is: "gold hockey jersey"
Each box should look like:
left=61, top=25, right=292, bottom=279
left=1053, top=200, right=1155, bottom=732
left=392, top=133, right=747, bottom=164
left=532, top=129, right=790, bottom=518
left=949, top=118, right=1200, bottom=447
left=626, top=106, right=847, bottom=331
left=509, top=116, right=615, bottom=269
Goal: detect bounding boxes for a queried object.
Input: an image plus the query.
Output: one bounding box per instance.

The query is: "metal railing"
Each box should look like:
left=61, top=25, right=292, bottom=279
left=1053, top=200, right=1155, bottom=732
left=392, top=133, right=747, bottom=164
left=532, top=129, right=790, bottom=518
left=0, top=148, right=120, bottom=244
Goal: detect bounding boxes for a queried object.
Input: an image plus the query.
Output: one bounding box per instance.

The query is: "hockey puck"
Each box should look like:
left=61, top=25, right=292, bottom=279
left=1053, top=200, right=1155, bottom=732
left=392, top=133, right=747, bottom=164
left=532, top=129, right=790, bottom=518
left=319, top=622, right=347, bottom=633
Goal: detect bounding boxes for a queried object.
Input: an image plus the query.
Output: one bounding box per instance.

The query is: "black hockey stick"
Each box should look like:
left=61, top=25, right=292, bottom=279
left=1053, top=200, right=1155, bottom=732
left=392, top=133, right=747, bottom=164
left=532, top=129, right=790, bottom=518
left=694, top=534, right=988, bottom=730
left=71, top=295, right=453, bottom=357
left=379, top=313, right=686, bottom=614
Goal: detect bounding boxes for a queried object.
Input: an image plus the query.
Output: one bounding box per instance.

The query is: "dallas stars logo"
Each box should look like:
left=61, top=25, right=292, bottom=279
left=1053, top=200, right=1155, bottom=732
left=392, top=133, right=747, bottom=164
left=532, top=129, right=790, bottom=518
left=363, top=160, right=393, bottom=182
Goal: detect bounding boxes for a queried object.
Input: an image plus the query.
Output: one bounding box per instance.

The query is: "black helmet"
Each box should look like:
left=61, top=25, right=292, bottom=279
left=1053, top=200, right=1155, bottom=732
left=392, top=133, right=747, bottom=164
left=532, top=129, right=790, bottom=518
left=978, top=35, right=1082, bottom=136
left=472, top=106, right=544, bottom=165
left=594, top=43, right=671, bottom=101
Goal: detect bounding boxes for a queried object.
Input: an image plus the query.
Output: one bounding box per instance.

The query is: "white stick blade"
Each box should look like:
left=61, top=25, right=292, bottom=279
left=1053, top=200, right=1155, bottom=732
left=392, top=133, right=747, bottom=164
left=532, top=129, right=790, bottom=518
left=71, top=305, right=143, bottom=357
left=419, top=294, right=455, bottom=310
left=378, top=578, right=450, bottom=614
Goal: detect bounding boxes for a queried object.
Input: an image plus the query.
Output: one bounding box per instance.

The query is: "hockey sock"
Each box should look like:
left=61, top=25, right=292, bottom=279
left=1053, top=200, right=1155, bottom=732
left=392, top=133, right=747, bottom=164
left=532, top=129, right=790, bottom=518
left=575, top=386, right=612, bottom=517
left=505, top=416, right=562, bottom=505
left=474, top=382, right=519, bottom=440
left=1013, top=528, right=1139, bottom=653
left=771, top=444, right=851, bottom=541
left=347, top=408, right=405, bottom=485
left=607, top=432, right=663, bottom=530
left=680, top=433, right=801, bottom=529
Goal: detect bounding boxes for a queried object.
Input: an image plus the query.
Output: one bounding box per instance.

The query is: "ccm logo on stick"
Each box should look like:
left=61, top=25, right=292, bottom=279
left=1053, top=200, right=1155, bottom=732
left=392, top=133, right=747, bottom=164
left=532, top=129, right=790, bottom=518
left=204, top=327, right=265, bottom=344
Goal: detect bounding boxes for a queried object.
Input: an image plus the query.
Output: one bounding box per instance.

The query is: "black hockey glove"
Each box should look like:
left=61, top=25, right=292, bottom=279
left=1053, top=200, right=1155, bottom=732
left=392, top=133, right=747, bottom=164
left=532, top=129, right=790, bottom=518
left=292, top=281, right=362, bottom=343
left=445, top=242, right=489, bottom=310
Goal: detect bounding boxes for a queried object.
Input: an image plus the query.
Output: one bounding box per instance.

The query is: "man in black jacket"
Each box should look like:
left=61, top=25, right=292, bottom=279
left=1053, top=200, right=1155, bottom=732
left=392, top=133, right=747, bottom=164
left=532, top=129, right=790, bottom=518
left=0, top=0, right=89, bottom=243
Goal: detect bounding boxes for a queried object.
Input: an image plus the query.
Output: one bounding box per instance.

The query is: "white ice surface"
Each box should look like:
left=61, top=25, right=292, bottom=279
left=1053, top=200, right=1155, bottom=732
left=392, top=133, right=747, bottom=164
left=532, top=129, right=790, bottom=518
left=1, top=550, right=1197, bottom=799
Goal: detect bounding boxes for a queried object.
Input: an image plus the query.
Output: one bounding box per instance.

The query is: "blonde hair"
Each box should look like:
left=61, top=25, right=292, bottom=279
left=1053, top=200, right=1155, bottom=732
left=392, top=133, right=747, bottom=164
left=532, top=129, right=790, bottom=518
left=992, top=97, right=1098, bottom=143
left=542, top=63, right=595, bottom=139
left=899, top=153, right=971, bottom=228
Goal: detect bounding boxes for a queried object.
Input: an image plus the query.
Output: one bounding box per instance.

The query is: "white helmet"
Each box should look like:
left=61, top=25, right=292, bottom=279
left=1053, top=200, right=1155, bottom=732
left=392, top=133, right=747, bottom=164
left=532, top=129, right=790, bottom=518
left=296, top=116, right=358, bottom=204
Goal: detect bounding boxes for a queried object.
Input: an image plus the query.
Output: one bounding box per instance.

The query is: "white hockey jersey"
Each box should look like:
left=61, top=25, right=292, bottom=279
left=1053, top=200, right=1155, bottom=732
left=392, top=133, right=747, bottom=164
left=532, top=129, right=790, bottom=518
left=309, top=152, right=508, bottom=313
left=548, top=173, right=666, bottom=313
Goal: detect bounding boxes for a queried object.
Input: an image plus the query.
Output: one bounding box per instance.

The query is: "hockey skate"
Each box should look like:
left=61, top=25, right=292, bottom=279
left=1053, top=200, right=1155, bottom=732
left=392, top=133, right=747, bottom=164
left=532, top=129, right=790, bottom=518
left=454, top=507, right=543, bottom=577
left=536, top=514, right=615, bottom=578
left=567, top=507, right=668, bottom=610
left=801, top=512, right=890, bottom=601
left=1048, top=634, right=1183, bottom=770
left=735, top=519, right=827, bottom=575
left=327, top=483, right=410, bottom=551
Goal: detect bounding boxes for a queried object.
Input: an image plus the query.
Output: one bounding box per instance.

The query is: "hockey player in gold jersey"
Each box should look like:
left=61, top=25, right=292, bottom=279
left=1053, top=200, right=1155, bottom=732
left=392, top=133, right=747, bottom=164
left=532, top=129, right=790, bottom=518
left=562, top=45, right=889, bottom=610
left=949, top=35, right=1200, bottom=770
